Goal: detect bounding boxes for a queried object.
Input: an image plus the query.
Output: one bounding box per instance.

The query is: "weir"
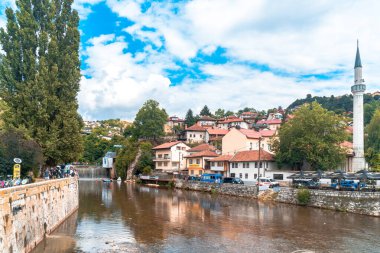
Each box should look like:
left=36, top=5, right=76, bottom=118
left=0, top=178, right=79, bottom=253
left=75, top=165, right=107, bottom=178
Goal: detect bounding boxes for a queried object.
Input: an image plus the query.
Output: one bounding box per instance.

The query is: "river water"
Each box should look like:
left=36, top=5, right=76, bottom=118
left=32, top=180, right=380, bottom=253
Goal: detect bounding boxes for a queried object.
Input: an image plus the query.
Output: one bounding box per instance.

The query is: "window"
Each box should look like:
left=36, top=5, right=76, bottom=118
left=273, top=174, right=284, bottom=180
left=242, top=162, right=249, bottom=168
left=239, top=173, right=242, bottom=178
left=211, top=162, right=215, bottom=167
left=254, top=173, right=257, bottom=179
left=189, top=159, right=193, bottom=164
left=200, top=170, right=203, bottom=175
left=172, top=162, right=178, bottom=167
left=158, top=154, right=162, bottom=158
left=245, top=173, right=248, bottom=179
left=266, top=162, right=269, bottom=168
left=191, top=170, right=194, bottom=175
left=176, top=146, right=181, bottom=150
left=231, top=173, right=236, bottom=178
left=268, top=144, right=272, bottom=151
left=164, top=154, right=169, bottom=159
left=200, top=135, right=203, bottom=138
left=196, top=159, right=200, bottom=164
left=163, top=162, right=168, bottom=166
left=217, top=162, right=223, bottom=167
left=190, top=134, right=192, bottom=137
left=250, top=142, right=253, bottom=150
left=255, top=162, right=258, bottom=168
left=158, top=162, right=162, bottom=166
left=231, top=163, right=238, bottom=168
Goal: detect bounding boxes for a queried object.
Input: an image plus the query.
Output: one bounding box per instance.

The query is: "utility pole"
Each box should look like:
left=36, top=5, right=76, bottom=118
left=257, top=137, right=262, bottom=195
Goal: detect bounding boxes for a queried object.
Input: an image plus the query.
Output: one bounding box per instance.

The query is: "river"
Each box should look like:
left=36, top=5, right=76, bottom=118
left=32, top=180, right=380, bottom=253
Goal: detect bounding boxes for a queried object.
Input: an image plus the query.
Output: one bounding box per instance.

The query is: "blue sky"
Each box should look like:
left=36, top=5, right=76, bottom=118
left=1, top=0, right=380, bottom=120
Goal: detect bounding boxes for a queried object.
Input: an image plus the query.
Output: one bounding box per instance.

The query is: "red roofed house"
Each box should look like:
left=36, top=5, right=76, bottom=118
left=196, top=115, right=217, bottom=128
left=206, top=128, right=229, bottom=146
left=187, top=143, right=216, bottom=154
left=256, top=119, right=282, bottom=131
left=164, top=116, right=185, bottom=134
left=229, top=150, right=277, bottom=183
left=222, top=128, right=276, bottom=155
left=185, top=124, right=207, bottom=143
left=218, top=116, right=249, bottom=130
left=240, top=111, right=257, bottom=123
left=184, top=150, right=219, bottom=176
left=152, top=141, right=190, bottom=173
left=209, top=155, right=233, bottom=176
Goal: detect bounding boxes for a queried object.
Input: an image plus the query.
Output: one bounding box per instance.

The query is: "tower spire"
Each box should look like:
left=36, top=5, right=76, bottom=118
left=355, top=40, right=362, bottom=68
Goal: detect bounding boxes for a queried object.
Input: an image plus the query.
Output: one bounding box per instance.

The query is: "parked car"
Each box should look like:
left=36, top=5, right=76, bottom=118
left=256, top=178, right=279, bottom=188
left=200, top=173, right=223, bottom=183
left=187, top=176, right=200, bottom=181
left=331, top=179, right=366, bottom=191
left=223, top=177, right=244, bottom=184
left=292, top=179, right=320, bottom=189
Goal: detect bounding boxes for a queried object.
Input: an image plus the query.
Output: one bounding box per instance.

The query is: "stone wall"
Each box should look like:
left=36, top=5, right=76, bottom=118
left=0, top=178, right=79, bottom=253
left=275, top=188, right=380, bottom=216
left=175, top=180, right=258, bottom=198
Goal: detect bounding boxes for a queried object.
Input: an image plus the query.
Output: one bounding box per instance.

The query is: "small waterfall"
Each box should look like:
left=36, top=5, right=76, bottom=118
left=75, top=166, right=108, bottom=179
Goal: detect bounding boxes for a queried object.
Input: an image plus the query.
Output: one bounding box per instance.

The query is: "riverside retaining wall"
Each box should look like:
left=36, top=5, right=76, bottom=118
left=275, top=188, right=380, bottom=216
left=175, top=180, right=258, bottom=197
left=0, top=178, right=79, bottom=253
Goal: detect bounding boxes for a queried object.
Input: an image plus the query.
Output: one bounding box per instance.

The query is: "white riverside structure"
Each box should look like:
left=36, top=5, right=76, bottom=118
left=351, top=41, right=366, bottom=172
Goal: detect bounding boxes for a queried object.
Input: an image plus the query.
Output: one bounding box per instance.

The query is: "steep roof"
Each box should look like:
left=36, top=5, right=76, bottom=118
left=184, top=150, right=218, bottom=158
left=355, top=41, right=362, bottom=68
left=257, top=119, right=282, bottom=125
left=230, top=150, right=274, bottom=162
left=238, top=129, right=261, bottom=139
left=152, top=141, right=182, bottom=150
left=198, top=115, right=217, bottom=121
left=187, top=143, right=216, bottom=152
left=207, top=128, right=229, bottom=135
left=209, top=155, right=233, bottom=162
left=185, top=124, right=207, bottom=132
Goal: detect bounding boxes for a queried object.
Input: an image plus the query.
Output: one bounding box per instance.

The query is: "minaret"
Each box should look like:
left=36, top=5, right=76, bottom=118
left=351, top=41, right=366, bottom=172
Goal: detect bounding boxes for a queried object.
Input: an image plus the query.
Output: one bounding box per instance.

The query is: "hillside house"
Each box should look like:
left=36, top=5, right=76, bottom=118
left=152, top=141, right=190, bottom=173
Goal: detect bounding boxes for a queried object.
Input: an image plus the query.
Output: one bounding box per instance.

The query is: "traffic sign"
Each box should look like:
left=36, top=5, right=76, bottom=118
left=13, top=164, right=21, bottom=179
left=13, top=158, right=22, bottom=164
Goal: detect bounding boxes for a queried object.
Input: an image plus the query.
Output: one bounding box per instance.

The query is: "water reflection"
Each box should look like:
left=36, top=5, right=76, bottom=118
left=32, top=181, right=380, bottom=253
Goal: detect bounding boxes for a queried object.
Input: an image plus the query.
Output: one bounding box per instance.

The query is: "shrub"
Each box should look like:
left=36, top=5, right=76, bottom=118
left=166, top=181, right=175, bottom=188
left=297, top=188, right=311, bottom=206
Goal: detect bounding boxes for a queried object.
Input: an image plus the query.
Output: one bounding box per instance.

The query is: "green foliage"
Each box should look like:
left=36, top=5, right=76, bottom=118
left=365, top=109, right=380, bottom=169
left=364, top=101, right=380, bottom=125
left=115, top=140, right=138, bottom=179
left=185, top=109, right=196, bottom=126
left=0, top=129, right=43, bottom=177
left=135, top=142, right=154, bottom=175
left=142, top=166, right=152, bottom=175
left=166, top=180, right=175, bottom=188
left=297, top=188, right=311, bottom=206
left=214, top=108, right=225, bottom=119
left=0, top=0, right=83, bottom=165
left=274, top=102, right=346, bottom=171
left=133, top=100, right=168, bottom=140
left=200, top=105, right=212, bottom=116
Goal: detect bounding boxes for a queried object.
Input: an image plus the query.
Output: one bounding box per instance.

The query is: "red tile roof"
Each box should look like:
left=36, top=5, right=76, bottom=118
left=152, top=141, right=182, bottom=150
left=209, top=155, right=233, bottom=162
left=185, top=124, right=207, bottom=131
left=187, top=143, right=216, bottom=152
left=184, top=150, right=218, bottom=158
left=198, top=115, right=217, bottom=121
left=257, top=119, right=282, bottom=124
left=239, top=129, right=261, bottom=139
left=230, top=150, right=274, bottom=162
left=259, top=129, right=276, bottom=137
left=241, top=111, right=256, bottom=115
left=219, top=118, right=244, bottom=124
left=207, top=128, right=229, bottom=135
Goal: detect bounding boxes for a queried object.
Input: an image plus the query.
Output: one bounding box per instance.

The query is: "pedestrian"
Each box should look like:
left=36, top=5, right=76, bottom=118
left=44, top=169, right=50, bottom=180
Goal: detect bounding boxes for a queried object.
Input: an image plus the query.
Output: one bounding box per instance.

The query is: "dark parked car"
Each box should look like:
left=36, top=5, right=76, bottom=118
left=293, top=179, right=320, bottom=189
left=187, top=176, right=200, bottom=181
left=223, top=177, right=244, bottom=184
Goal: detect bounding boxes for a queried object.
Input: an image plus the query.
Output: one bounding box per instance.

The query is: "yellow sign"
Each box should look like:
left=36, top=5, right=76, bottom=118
left=13, top=164, right=21, bottom=179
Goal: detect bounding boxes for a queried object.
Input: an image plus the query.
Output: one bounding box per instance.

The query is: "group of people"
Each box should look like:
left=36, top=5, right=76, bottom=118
left=44, top=165, right=78, bottom=180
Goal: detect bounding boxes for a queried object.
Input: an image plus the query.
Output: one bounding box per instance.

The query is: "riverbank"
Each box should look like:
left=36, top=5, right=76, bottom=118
left=175, top=180, right=380, bottom=216
left=0, top=177, right=79, bottom=253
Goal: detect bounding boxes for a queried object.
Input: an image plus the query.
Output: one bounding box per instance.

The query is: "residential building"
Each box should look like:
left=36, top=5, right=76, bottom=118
left=187, top=143, right=216, bottom=155
left=209, top=155, right=232, bottom=176
left=256, top=119, right=282, bottom=131
left=196, top=115, right=217, bottom=128
left=185, top=124, right=207, bottom=143
left=222, top=128, right=276, bottom=155
left=218, top=116, right=249, bottom=130
left=152, top=141, right=190, bottom=173
left=240, top=111, right=257, bottom=123
left=164, top=116, right=185, bottom=134
left=102, top=151, right=116, bottom=178
left=206, top=128, right=229, bottom=145
left=229, top=150, right=277, bottom=183
left=184, top=150, right=219, bottom=176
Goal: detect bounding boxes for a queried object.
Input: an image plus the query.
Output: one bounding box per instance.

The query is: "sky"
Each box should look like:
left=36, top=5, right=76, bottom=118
left=1, top=0, right=380, bottom=120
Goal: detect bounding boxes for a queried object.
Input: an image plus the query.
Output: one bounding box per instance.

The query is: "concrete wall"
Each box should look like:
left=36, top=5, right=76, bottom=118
left=0, top=178, right=79, bottom=253
left=275, top=188, right=380, bottom=216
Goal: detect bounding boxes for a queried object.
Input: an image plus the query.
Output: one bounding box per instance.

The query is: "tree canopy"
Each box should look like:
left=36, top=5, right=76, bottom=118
left=273, top=102, right=347, bottom=171
left=365, top=109, right=380, bottom=171
left=200, top=105, right=212, bottom=116
left=0, top=0, right=83, bottom=165
left=133, top=99, right=168, bottom=140
left=185, top=109, right=196, bottom=127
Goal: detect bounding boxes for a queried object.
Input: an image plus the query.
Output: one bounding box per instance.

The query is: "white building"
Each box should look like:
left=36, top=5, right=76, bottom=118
left=351, top=41, right=366, bottom=172
left=152, top=141, right=190, bottom=173
left=218, top=117, right=249, bottom=130
left=185, top=124, right=207, bottom=143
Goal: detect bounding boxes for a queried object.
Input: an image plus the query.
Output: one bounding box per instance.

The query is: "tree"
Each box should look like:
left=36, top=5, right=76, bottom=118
left=0, top=0, right=83, bottom=165
left=0, top=129, right=44, bottom=177
left=214, top=108, right=225, bottom=119
left=273, top=102, right=346, bottom=171
left=185, top=109, right=196, bottom=127
left=365, top=109, right=380, bottom=169
left=133, top=99, right=168, bottom=140
left=200, top=105, right=212, bottom=116
left=364, top=101, right=380, bottom=125
left=135, top=142, right=154, bottom=175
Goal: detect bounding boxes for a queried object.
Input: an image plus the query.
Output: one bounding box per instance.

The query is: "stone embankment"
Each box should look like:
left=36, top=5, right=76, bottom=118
left=175, top=180, right=380, bottom=216
left=0, top=177, right=79, bottom=253
left=275, top=188, right=380, bottom=216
